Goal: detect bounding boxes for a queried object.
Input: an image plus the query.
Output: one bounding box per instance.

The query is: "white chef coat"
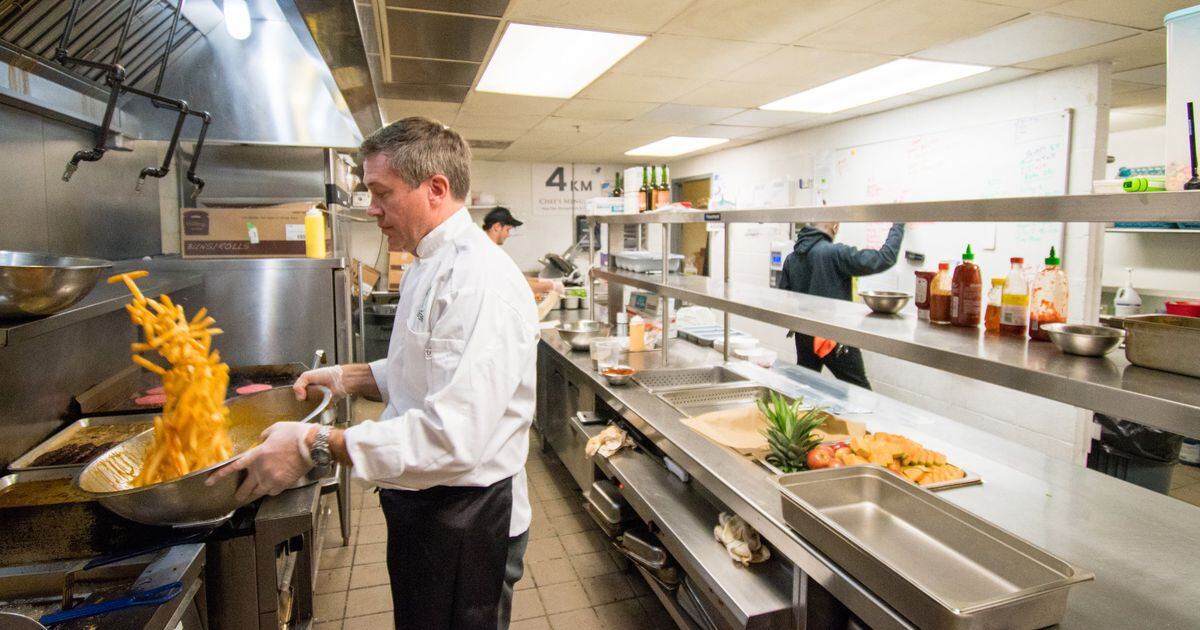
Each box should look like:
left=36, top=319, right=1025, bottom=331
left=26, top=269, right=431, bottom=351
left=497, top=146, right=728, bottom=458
left=344, top=208, right=539, bottom=537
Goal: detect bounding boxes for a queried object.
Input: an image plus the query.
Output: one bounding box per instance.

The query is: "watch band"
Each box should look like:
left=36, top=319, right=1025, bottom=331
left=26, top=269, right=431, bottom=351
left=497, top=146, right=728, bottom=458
left=310, top=425, right=332, bottom=466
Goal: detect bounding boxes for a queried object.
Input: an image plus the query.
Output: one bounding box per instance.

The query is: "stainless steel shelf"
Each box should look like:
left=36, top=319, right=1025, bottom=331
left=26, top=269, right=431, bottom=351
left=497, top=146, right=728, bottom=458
left=595, top=269, right=1200, bottom=438
left=590, top=192, right=1200, bottom=224
left=1105, top=227, right=1200, bottom=234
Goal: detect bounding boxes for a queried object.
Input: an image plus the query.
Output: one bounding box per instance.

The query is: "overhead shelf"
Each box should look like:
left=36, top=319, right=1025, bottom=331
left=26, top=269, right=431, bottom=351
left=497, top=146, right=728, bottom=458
left=589, top=192, right=1200, bottom=224
left=594, top=268, right=1200, bottom=438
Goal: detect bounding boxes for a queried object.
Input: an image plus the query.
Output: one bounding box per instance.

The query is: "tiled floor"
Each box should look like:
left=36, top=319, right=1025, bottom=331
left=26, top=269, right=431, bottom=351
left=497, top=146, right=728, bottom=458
left=312, top=400, right=676, bottom=630
left=1168, top=462, right=1200, bottom=506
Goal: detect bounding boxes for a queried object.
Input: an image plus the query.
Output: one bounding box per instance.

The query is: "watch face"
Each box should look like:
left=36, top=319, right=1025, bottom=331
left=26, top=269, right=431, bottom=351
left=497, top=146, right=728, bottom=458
left=312, top=449, right=332, bottom=467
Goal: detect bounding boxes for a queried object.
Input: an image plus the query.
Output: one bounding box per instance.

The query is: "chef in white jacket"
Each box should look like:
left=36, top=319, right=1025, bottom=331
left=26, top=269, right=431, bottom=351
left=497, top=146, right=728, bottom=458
left=209, top=117, right=538, bottom=629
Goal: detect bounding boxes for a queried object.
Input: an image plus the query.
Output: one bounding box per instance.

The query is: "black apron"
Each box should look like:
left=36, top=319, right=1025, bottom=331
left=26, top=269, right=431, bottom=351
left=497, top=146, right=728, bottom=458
left=380, top=477, right=513, bottom=630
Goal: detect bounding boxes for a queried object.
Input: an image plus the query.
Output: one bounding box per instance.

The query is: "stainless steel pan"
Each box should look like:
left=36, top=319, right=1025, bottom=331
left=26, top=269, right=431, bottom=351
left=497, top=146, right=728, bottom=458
left=74, top=385, right=332, bottom=527
left=0, top=251, right=111, bottom=319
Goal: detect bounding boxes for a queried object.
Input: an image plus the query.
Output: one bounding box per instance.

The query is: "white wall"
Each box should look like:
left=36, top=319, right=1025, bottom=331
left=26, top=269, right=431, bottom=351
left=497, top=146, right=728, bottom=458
left=1106, top=126, right=1166, bottom=179
left=668, top=65, right=1110, bottom=463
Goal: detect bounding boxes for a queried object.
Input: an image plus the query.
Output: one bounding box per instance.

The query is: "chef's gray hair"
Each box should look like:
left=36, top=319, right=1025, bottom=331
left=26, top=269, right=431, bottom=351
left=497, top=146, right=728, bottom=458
left=360, top=117, right=472, bottom=200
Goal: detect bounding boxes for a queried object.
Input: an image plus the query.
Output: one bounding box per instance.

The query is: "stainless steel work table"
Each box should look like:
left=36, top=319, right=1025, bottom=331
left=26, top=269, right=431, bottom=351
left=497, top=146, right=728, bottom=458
left=538, top=318, right=1200, bottom=629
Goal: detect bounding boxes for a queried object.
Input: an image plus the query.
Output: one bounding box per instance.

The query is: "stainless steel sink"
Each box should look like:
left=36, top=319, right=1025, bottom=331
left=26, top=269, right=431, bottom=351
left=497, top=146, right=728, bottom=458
left=657, top=384, right=799, bottom=417
left=632, top=366, right=749, bottom=393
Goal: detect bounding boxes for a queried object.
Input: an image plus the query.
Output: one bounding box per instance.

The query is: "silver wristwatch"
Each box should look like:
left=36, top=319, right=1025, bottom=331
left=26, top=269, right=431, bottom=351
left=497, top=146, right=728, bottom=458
left=310, top=425, right=332, bottom=469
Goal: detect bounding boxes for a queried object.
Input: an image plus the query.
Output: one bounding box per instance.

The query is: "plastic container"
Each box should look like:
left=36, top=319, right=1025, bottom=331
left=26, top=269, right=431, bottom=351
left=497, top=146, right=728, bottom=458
left=1029, top=247, right=1068, bottom=341
left=738, top=347, right=778, bottom=368
left=1165, top=300, right=1200, bottom=317
left=914, top=270, right=936, bottom=321
left=984, top=278, right=1005, bottom=334
left=1000, top=257, right=1029, bottom=338
left=629, top=315, right=645, bottom=352
left=615, top=312, right=629, bottom=337
left=614, top=251, right=684, bottom=273
left=304, top=207, right=326, bottom=258
left=950, top=245, right=982, bottom=328
left=1165, top=6, right=1200, bottom=190
left=1114, top=267, right=1142, bottom=317
left=928, top=263, right=953, bottom=325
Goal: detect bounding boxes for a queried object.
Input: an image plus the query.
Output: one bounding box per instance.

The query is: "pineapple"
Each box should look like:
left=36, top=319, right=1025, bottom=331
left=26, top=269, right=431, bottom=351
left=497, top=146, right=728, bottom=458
left=759, top=391, right=825, bottom=473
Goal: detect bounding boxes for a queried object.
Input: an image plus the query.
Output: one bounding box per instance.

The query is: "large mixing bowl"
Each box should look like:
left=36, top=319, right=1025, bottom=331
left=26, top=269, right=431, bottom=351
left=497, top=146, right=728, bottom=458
left=558, top=320, right=604, bottom=351
left=1042, top=323, right=1124, bottom=357
left=75, top=385, right=332, bottom=527
left=859, top=291, right=912, bottom=314
left=0, top=250, right=112, bottom=319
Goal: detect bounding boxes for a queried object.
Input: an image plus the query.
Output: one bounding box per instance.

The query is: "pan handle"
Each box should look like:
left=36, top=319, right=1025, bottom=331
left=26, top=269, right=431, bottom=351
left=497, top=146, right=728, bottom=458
left=41, top=581, right=183, bottom=626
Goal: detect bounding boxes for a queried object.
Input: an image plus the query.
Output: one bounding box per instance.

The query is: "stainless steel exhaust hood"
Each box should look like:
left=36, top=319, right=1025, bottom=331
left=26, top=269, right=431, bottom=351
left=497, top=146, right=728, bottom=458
left=0, top=0, right=374, bottom=148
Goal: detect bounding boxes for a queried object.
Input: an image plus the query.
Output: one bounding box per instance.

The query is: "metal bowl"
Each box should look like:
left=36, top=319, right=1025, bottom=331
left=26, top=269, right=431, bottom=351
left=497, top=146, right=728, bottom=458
left=558, top=320, right=604, bottom=351
left=859, top=291, right=912, bottom=314
left=0, top=250, right=112, bottom=319
left=1042, top=323, right=1125, bottom=357
left=601, top=366, right=636, bottom=386
left=75, top=385, right=333, bottom=527
left=560, top=296, right=581, bottom=310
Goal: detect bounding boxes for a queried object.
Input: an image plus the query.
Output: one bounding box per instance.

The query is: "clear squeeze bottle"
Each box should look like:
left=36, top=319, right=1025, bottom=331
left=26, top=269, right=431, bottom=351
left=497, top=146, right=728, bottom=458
left=999, top=257, right=1029, bottom=338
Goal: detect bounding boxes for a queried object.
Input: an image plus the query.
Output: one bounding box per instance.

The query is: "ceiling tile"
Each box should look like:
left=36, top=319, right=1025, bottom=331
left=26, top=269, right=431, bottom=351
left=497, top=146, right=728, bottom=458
left=389, top=57, right=480, bottom=86
left=1017, top=31, right=1165, bottom=72
left=1050, top=0, right=1194, bottom=30
left=608, top=35, right=778, bottom=80
left=609, top=119, right=698, bottom=138
left=661, top=0, right=882, bottom=44
left=685, top=124, right=764, bottom=139
left=635, top=104, right=746, bottom=125
left=910, top=67, right=1036, bottom=97
left=471, top=148, right=505, bottom=159
left=577, top=74, right=706, bottom=103
left=379, top=99, right=462, bottom=123
left=506, top=0, right=695, bottom=32
left=452, top=126, right=526, bottom=142
left=1112, top=63, right=1167, bottom=85
left=1109, top=109, right=1165, bottom=132
left=384, top=0, right=510, bottom=16
left=1111, top=85, right=1165, bottom=108
left=504, top=131, right=589, bottom=152
left=460, top=92, right=564, bottom=115
left=914, top=15, right=1137, bottom=66
left=798, top=0, right=1028, bottom=55
left=553, top=99, right=660, bottom=120
left=384, top=9, right=498, bottom=62
left=454, top=111, right=547, bottom=129
left=534, top=117, right=622, bottom=135
left=982, top=0, right=1067, bottom=7
left=497, top=146, right=561, bottom=162
left=718, top=109, right=820, bottom=127
left=673, top=81, right=803, bottom=108
left=724, top=47, right=893, bottom=87
left=743, top=127, right=800, bottom=141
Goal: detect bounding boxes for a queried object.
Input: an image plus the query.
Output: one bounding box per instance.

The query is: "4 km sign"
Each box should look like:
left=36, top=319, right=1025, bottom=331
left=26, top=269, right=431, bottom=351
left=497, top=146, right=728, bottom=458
left=531, top=163, right=612, bottom=215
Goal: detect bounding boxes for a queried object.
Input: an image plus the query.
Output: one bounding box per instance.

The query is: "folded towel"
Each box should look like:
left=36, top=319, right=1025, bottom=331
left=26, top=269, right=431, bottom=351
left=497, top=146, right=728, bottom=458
left=586, top=425, right=634, bottom=458
left=714, top=512, right=771, bottom=567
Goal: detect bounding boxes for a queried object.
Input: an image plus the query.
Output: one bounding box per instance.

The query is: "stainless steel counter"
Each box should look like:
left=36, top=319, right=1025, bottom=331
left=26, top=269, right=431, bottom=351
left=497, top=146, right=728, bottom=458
left=538, top=317, right=1200, bottom=629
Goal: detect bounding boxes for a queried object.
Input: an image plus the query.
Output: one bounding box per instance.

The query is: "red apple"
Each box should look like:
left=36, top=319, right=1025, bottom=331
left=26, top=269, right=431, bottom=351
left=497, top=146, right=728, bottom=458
left=827, top=460, right=845, bottom=468
left=806, top=445, right=834, bottom=470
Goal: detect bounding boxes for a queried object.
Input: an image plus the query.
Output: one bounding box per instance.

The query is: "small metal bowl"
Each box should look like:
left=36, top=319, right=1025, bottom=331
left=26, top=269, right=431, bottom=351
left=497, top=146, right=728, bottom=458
left=1042, top=323, right=1125, bottom=357
left=860, top=291, right=912, bottom=314
left=601, top=366, right=636, bottom=386
left=558, top=320, right=603, bottom=351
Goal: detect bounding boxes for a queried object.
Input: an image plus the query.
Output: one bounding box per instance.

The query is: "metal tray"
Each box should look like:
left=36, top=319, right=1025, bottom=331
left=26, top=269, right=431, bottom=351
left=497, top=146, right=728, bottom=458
left=774, top=467, right=1092, bottom=630
left=1123, top=314, right=1200, bottom=378
left=657, top=384, right=800, bottom=417
left=676, top=325, right=750, bottom=347
left=9, top=415, right=157, bottom=472
left=633, top=366, right=749, bottom=393
left=758, top=459, right=981, bottom=492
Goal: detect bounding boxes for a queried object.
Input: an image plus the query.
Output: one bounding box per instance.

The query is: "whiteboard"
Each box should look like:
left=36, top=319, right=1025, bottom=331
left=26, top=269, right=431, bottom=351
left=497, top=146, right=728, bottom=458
left=814, top=110, right=1072, bottom=292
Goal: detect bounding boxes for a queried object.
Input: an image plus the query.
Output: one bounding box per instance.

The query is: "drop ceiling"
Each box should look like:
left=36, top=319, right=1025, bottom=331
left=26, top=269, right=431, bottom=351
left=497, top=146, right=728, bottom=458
left=361, top=0, right=1182, bottom=163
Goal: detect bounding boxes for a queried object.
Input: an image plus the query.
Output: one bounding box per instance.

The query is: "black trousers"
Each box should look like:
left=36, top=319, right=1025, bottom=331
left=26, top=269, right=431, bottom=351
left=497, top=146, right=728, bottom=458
left=794, top=333, right=872, bottom=390
left=380, top=477, right=513, bottom=630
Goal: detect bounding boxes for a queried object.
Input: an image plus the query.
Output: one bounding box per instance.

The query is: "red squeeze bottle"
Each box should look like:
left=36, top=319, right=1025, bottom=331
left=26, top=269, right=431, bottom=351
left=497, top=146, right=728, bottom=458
left=951, top=245, right=982, bottom=327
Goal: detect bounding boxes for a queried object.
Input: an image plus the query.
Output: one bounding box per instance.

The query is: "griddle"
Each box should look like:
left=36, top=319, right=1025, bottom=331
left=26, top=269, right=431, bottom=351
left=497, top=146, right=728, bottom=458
left=73, top=362, right=309, bottom=416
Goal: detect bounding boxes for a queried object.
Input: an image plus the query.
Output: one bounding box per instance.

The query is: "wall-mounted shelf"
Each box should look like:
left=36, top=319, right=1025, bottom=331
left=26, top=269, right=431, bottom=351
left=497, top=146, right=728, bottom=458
left=1105, top=228, right=1200, bottom=234
left=591, top=192, right=1200, bottom=224
left=594, top=268, right=1200, bottom=439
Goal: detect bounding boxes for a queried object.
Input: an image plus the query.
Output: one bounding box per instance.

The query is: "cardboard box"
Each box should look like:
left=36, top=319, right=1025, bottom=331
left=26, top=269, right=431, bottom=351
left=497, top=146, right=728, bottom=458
left=388, top=251, right=415, bottom=291
left=181, top=202, right=330, bottom=258
left=349, top=260, right=381, bottom=298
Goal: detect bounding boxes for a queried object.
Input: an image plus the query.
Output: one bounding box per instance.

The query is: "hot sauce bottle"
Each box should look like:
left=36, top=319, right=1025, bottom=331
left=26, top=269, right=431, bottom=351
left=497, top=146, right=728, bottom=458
left=929, top=262, right=953, bottom=325
left=1029, top=247, right=1068, bottom=341
left=950, top=245, right=982, bottom=327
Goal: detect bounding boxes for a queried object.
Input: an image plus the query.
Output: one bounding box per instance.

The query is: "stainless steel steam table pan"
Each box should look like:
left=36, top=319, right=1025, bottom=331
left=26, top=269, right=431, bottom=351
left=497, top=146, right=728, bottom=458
left=774, top=467, right=1092, bottom=630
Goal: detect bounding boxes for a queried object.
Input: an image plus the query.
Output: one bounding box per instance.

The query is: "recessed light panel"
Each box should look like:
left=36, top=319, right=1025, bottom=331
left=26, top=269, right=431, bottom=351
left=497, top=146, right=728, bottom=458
left=625, top=136, right=728, bottom=157
left=476, top=23, right=646, bottom=98
left=760, top=59, right=991, bottom=114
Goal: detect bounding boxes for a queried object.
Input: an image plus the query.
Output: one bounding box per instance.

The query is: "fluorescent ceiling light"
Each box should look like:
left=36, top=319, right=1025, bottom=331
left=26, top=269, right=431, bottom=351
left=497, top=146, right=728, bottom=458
left=625, top=136, right=728, bottom=157
left=760, top=59, right=991, bottom=114
left=477, top=23, right=645, bottom=98
left=223, top=0, right=251, bottom=41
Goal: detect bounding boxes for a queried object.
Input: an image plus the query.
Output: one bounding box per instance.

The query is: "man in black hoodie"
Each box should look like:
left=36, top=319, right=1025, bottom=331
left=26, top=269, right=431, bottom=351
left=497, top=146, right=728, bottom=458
left=778, top=222, right=905, bottom=389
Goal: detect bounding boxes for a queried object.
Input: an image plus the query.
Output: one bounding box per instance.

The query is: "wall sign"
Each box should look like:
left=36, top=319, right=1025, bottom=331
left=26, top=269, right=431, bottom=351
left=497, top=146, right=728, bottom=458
left=532, top=163, right=612, bottom=215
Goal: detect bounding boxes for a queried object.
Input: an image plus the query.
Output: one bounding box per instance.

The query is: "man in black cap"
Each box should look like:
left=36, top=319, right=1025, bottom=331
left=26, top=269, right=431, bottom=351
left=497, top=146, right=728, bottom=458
left=483, top=207, right=562, bottom=297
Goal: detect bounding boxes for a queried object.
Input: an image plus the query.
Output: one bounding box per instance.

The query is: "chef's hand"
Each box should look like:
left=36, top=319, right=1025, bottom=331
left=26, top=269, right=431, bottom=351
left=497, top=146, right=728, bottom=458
left=294, top=365, right=346, bottom=401
left=206, top=421, right=314, bottom=502
left=551, top=279, right=566, bottom=295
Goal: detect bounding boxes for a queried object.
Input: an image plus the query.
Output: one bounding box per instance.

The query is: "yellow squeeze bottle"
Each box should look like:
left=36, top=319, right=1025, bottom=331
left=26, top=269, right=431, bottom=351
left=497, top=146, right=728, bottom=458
left=305, top=207, right=326, bottom=258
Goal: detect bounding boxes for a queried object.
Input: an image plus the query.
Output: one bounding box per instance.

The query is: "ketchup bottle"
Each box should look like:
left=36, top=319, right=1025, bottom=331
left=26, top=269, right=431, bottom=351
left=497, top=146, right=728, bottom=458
left=950, top=245, right=982, bottom=327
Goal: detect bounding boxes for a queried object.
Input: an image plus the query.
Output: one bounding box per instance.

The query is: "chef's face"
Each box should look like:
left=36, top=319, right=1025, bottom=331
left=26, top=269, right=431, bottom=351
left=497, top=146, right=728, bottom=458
left=363, top=153, right=453, bottom=253
left=488, top=223, right=512, bottom=245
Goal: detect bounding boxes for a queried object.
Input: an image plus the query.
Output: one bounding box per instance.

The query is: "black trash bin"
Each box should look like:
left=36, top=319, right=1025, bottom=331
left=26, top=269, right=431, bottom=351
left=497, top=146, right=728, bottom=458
left=1087, top=414, right=1183, bottom=494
